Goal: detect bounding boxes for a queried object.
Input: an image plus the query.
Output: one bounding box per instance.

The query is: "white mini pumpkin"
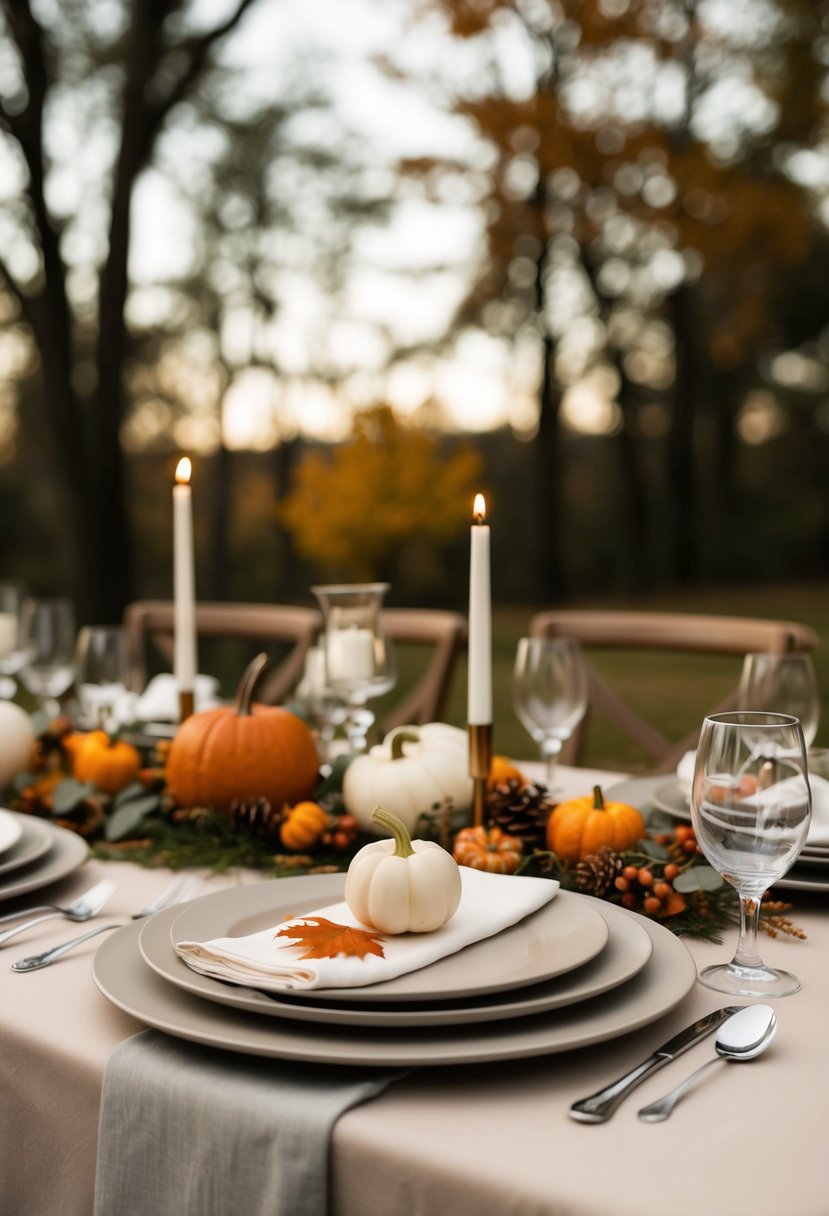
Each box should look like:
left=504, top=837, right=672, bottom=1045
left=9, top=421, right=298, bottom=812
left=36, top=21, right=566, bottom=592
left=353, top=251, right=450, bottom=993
left=0, top=702, right=35, bottom=789
left=342, top=723, right=472, bottom=834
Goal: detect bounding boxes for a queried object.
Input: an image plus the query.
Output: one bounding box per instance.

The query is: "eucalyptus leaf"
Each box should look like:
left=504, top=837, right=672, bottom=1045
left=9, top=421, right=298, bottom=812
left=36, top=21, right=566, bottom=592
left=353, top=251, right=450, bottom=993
left=113, top=781, right=146, bottom=809
left=673, top=865, right=725, bottom=893
left=639, top=838, right=670, bottom=860
left=105, top=795, right=161, bottom=842
left=52, top=778, right=97, bottom=815
left=12, top=771, right=36, bottom=794
left=645, top=810, right=677, bottom=833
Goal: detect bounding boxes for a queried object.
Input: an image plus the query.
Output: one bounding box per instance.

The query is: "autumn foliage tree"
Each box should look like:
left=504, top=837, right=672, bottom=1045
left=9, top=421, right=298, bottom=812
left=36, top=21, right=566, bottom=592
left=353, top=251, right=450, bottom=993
left=279, top=406, right=483, bottom=589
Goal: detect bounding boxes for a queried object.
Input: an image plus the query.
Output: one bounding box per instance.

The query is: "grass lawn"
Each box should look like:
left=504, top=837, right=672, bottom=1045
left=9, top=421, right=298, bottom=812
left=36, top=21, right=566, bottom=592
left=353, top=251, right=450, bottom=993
left=426, top=583, right=829, bottom=773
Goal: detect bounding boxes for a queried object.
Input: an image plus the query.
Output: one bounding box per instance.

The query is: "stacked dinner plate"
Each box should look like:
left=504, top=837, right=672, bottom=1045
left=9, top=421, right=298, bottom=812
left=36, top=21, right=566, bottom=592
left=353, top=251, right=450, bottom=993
left=609, top=775, right=829, bottom=896
left=0, top=807, right=89, bottom=904
left=91, top=872, right=697, bottom=1067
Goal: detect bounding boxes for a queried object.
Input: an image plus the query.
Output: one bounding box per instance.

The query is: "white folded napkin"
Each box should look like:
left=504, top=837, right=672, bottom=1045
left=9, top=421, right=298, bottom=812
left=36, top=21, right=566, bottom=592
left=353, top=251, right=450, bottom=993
left=174, top=867, right=559, bottom=992
left=131, top=673, right=222, bottom=722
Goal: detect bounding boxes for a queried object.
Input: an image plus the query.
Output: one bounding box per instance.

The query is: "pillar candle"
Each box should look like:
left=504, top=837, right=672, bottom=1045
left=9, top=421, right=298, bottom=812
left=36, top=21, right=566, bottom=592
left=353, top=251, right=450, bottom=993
left=173, top=457, right=197, bottom=693
left=468, top=493, right=492, bottom=724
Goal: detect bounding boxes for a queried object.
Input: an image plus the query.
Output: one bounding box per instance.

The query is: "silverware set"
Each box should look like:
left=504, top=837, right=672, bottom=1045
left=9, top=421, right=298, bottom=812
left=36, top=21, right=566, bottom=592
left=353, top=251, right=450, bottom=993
left=570, top=1004, right=778, bottom=1123
left=3, top=874, right=203, bottom=971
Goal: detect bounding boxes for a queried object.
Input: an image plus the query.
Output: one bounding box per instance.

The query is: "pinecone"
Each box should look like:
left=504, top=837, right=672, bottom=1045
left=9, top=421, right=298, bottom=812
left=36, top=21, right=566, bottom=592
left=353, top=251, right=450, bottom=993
left=487, top=779, right=554, bottom=850
left=574, top=846, right=623, bottom=899
left=229, top=797, right=283, bottom=842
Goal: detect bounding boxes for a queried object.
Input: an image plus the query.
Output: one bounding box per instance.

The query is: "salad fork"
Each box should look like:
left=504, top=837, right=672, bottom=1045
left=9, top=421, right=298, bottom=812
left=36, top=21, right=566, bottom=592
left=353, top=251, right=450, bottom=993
left=0, top=879, right=117, bottom=947
left=10, top=876, right=204, bottom=971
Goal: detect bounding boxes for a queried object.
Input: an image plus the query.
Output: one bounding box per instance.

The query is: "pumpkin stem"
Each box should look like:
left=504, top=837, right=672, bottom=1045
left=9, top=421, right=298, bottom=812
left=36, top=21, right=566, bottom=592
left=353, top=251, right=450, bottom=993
left=372, top=805, right=415, bottom=858
left=235, top=653, right=271, bottom=716
left=593, top=785, right=605, bottom=810
left=388, top=727, right=420, bottom=762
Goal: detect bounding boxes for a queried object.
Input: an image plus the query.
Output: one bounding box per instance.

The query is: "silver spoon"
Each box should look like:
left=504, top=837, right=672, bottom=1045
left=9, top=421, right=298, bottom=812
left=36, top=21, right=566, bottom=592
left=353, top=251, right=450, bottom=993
left=638, top=1004, right=777, bottom=1122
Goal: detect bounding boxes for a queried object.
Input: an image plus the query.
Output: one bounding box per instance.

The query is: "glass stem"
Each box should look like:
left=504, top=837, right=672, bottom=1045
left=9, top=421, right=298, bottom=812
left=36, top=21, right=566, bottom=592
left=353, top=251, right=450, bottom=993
left=731, top=894, right=764, bottom=970
left=540, top=738, right=562, bottom=791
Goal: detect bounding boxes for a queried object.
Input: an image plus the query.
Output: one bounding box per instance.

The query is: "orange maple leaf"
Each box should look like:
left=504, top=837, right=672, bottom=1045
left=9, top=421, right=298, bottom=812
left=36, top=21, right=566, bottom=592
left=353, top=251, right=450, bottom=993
left=273, top=917, right=386, bottom=961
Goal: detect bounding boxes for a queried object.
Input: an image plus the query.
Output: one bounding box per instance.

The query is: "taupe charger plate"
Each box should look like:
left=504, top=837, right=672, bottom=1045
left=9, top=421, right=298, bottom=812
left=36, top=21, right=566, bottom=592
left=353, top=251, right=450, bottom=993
left=93, top=875, right=696, bottom=1066
left=138, top=880, right=649, bottom=1028
left=0, top=813, right=88, bottom=901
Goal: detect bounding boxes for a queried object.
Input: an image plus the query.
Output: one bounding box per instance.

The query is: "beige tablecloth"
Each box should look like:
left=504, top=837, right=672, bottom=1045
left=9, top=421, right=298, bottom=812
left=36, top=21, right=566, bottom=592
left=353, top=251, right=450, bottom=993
left=2, top=765, right=828, bottom=1216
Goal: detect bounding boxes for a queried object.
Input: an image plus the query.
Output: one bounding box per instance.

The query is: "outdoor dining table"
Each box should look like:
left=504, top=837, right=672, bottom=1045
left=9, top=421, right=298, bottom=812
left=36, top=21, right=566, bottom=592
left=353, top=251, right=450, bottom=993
left=2, top=763, right=828, bottom=1216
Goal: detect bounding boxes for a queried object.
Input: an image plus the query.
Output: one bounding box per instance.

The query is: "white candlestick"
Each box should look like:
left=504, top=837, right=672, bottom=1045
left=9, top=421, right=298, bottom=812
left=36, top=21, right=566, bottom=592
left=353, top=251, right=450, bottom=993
left=468, top=493, right=492, bottom=724
left=173, top=457, right=197, bottom=693
left=328, top=628, right=375, bottom=683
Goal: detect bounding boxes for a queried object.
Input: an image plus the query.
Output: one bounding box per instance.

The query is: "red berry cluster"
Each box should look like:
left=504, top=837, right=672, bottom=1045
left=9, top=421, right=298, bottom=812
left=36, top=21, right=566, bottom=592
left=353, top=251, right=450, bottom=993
left=612, top=823, right=701, bottom=919
left=320, top=813, right=359, bottom=852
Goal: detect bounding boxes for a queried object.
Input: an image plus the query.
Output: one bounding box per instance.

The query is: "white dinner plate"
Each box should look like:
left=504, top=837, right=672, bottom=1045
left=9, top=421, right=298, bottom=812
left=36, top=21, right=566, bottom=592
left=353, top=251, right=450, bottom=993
left=0, top=808, right=22, bottom=857
left=0, top=821, right=88, bottom=903
left=0, top=812, right=52, bottom=879
left=165, top=877, right=609, bottom=1004
left=139, top=880, right=652, bottom=1028
left=93, top=899, right=695, bottom=1067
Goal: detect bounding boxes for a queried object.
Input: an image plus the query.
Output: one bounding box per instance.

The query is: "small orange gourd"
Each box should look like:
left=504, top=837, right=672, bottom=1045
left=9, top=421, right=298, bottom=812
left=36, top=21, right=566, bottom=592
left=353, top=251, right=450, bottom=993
left=453, top=825, right=524, bottom=874
left=486, top=755, right=527, bottom=791
left=280, top=801, right=329, bottom=852
left=546, top=785, right=645, bottom=861
left=73, top=731, right=142, bottom=796
left=165, top=654, right=319, bottom=812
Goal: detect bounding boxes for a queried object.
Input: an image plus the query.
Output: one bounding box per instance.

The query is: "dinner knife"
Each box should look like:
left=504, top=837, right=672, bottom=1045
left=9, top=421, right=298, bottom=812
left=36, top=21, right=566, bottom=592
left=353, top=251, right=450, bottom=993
left=568, top=1006, right=741, bottom=1123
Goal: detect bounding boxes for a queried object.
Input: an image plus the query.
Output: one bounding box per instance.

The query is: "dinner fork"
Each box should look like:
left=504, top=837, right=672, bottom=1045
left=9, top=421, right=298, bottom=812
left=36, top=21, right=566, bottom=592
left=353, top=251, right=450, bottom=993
left=10, top=876, right=204, bottom=972
left=0, top=879, right=117, bottom=947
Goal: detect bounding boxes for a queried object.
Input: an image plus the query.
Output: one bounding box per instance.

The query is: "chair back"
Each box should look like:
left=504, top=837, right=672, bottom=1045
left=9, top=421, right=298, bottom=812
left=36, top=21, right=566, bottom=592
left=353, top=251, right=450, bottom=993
left=123, top=601, right=321, bottom=705
left=379, top=609, right=467, bottom=729
left=528, top=609, right=820, bottom=772
left=124, top=600, right=466, bottom=730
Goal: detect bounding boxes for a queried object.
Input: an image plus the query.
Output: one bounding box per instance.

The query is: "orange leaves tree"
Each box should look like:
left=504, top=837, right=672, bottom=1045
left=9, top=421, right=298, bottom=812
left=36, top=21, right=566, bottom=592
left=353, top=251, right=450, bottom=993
left=279, top=406, right=483, bottom=588
left=396, top=0, right=827, bottom=592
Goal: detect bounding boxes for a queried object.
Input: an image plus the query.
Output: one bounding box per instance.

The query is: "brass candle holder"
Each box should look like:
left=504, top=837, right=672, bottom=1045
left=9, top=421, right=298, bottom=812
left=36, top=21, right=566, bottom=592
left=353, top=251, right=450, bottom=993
left=468, top=722, right=492, bottom=827
left=178, top=689, right=195, bottom=725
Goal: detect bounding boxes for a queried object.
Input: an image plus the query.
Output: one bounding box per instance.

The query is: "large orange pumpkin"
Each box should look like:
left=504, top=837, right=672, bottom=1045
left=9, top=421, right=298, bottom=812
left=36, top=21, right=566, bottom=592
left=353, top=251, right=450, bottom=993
left=165, top=654, right=320, bottom=812
left=546, top=785, right=645, bottom=861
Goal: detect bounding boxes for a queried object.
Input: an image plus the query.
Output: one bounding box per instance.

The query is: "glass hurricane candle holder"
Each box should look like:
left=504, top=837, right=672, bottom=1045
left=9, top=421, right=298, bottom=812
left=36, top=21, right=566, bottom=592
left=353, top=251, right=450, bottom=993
left=311, top=583, right=396, bottom=754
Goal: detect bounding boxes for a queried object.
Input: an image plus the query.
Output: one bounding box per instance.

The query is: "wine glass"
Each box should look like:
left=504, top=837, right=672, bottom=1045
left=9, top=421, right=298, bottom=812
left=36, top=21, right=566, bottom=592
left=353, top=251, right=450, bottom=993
left=18, top=598, right=77, bottom=717
left=0, top=580, right=27, bottom=698
left=513, top=637, right=588, bottom=790
left=691, top=710, right=811, bottom=997
left=311, top=583, right=396, bottom=753
left=74, top=625, right=131, bottom=731
left=737, top=653, right=820, bottom=748
left=293, top=640, right=348, bottom=768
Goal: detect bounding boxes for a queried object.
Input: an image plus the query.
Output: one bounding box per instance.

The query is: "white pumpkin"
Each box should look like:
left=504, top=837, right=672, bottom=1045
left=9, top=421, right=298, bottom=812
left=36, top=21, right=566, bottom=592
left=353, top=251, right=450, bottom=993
left=0, top=702, right=35, bottom=789
left=343, top=723, right=472, bottom=834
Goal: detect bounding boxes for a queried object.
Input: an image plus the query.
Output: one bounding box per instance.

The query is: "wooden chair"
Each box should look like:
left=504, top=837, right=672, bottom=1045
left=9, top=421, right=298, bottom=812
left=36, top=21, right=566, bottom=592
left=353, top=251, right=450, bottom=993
left=528, top=609, right=820, bottom=772
left=123, top=600, right=321, bottom=705
left=123, top=600, right=466, bottom=729
left=378, top=609, right=467, bottom=730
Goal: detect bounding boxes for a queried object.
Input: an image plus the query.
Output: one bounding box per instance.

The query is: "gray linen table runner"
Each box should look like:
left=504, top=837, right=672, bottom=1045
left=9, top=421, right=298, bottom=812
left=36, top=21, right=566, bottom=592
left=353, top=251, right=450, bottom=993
left=94, top=1030, right=404, bottom=1216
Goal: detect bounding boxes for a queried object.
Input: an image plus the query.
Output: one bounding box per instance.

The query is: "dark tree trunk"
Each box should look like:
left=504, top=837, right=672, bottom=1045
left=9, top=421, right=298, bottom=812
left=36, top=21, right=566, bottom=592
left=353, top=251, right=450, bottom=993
left=666, top=284, right=699, bottom=583
left=533, top=332, right=566, bottom=602
left=614, top=393, right=652, bottom=594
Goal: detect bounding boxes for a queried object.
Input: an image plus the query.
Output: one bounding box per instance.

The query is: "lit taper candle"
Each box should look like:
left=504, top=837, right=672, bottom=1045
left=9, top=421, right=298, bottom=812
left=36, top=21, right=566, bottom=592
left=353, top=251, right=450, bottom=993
left=468, top=492, right=492, bottom=725
left=173, top=457, right=197, bottom=721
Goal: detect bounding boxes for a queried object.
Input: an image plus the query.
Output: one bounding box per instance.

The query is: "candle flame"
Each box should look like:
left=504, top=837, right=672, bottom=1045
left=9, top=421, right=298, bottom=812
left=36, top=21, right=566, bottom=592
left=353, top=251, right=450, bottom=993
left=473, top=493, right=486, bottom=524
left=175, top=457, right=192, bottom=486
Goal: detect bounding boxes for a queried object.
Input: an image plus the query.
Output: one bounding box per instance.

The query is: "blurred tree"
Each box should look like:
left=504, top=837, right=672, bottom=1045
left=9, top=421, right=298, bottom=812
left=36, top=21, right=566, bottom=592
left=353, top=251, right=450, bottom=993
left=398, top=0, right=826, bottom=594
left=279, top=405, right=484, bottom=587
left=0, top=0, right=391, bottom=622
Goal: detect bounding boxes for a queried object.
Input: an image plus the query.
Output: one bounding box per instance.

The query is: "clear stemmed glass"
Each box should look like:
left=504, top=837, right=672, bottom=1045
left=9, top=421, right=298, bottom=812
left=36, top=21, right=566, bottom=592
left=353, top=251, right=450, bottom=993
left=311, top=583, right=397, bottom=754
left=513, top=637, right=588, bottom=791
left=18, top=598, right=77, bottom=717
left=691, top=710, right=811, bottom=998
left=737, top=652, right=820, bottom=748
left=0, top=580, right=28, bottom=698
left=292, top=640, right=349, bottom=768
left=74, top=625, right=131, bottom=731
